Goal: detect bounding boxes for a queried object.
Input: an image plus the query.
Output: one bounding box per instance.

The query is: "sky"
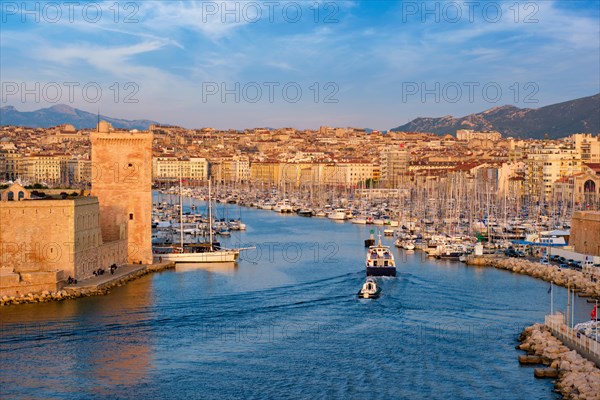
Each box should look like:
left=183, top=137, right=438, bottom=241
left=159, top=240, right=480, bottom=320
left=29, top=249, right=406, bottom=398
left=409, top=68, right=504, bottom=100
left=0, top=0, right=599, bottom=130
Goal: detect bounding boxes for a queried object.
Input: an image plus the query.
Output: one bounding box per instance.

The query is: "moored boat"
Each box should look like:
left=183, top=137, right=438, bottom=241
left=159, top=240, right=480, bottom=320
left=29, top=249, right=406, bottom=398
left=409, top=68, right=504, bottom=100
left=327, top=209, right=347, bottom=220
left=153, top=180, right=245, bottom=264
left=273, top=199, right=294, bottom=213
left=297, top=208, right=314, bottom=217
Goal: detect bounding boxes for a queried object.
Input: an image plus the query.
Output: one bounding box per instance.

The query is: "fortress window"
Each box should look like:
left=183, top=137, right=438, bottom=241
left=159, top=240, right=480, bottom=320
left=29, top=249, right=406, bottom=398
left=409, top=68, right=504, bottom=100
left=129, top=213, right=134, bottom=220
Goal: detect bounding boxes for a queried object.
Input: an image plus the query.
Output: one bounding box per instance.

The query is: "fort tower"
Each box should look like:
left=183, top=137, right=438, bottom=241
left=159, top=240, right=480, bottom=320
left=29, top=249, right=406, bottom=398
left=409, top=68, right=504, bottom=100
left=90, top=121, right=153, bottom=264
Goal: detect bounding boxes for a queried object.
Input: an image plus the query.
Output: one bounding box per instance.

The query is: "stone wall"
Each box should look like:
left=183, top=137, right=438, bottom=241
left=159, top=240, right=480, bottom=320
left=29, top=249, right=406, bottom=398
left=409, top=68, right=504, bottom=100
left=98, top=239, right=128, bottom=270
left=570, top=211, right=600, bottom=256
left=91, top=126, right=153, bottom=264
left=0, top=198, right=80, bottom=276
left=0, top=270, right=64, bottom=297
left=0, top=196, right=129, bottom=296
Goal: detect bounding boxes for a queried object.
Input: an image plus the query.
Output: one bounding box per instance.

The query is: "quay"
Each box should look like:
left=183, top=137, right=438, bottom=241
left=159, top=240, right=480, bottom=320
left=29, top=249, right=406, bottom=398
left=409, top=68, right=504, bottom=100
left=0, top=261, right=175, bottom=306
left=63, top=262, right=172, bottom=290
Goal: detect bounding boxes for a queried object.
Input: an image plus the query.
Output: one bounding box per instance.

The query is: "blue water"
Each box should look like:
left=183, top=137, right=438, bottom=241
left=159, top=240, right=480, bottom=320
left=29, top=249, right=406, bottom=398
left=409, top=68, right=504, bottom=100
left=0, top=202, right=594, bottom=399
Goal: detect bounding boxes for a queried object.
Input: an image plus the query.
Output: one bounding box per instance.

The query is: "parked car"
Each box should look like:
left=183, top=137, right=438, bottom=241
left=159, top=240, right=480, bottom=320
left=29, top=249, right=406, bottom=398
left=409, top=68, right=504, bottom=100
left=505, top=249, right=518, bottom=257
left=540, top=258, right=549, bottom=265
left=559, top=263, right=569, bottom=269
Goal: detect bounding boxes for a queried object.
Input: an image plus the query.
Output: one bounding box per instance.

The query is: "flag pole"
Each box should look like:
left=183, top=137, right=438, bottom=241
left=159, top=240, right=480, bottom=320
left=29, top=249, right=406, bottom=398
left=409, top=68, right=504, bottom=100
left=595, top=300, right=598, bottom=355
left=566, top=283, right=570, bottom=327
left=550, top=281, right=553, bottom=315
left=572, top=288, right=576, bottom=328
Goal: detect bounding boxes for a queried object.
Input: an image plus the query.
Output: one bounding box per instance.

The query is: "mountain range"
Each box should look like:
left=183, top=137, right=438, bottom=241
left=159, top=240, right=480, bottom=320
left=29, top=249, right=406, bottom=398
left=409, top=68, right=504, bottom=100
left=391, top=93, right=600, bottom=139
left=0, top=104, right=158, bottom=130
left=1, top=94, right=599, bottom=138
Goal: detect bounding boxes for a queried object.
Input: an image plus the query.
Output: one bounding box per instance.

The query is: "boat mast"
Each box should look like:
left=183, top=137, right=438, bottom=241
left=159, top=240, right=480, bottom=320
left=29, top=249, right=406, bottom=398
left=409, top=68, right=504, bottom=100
left=179, top=163, right=184, bottom=249
left=208, top=179, right=214, bottom=248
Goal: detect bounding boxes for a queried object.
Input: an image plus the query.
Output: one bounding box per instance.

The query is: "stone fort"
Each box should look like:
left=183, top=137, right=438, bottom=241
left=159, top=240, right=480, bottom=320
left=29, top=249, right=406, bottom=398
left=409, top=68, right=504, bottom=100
left=0, top=122, right=153, bottom=296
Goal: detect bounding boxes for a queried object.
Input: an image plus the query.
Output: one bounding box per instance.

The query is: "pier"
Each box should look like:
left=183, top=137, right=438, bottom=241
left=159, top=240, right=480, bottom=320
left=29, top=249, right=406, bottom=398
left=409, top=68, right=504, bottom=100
left=0, top=262, right=175, bottom=306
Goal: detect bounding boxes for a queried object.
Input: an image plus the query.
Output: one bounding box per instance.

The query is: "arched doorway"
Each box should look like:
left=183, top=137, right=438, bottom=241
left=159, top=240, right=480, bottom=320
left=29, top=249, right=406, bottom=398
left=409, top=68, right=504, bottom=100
left=583, top=180, right=597, bottom=208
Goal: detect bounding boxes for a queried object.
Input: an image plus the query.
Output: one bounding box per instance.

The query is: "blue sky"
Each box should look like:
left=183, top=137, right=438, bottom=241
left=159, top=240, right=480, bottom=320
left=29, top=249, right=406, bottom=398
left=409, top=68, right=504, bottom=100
left=1, top=0, right=599, bottom=129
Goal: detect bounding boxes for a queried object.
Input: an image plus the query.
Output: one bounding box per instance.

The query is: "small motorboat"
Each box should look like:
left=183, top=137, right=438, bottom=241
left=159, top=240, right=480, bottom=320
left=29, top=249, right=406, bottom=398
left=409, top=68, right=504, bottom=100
left=297, top=209, right=314, bottom=217
left=357, top=278, right=382, bottom=299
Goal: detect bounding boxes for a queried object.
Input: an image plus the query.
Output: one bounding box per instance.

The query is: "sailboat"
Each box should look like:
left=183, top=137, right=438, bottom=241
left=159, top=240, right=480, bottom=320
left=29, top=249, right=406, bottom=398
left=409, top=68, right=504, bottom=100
left=153, top=179, right=241, bottom=263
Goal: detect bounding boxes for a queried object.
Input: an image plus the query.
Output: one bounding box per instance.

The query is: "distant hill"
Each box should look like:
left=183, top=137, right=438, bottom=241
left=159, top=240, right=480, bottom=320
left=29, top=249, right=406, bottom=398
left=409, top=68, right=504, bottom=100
left=390, top=93, right=600, bottom=139
left=0, top=104, right=158, bottom=130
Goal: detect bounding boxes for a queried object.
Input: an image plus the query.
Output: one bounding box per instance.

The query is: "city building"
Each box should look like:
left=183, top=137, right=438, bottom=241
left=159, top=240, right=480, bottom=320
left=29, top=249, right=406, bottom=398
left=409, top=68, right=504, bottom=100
left=456, top=129, right=502, bottom=142
left=571, top=134, right=600, bottom=163
left=381, top=146, right=410, bottom=186
left=553, top=163, right=600, bottom=209
left=153, top=156, right=208, bottom=181
left=526, top=145, right=582, bottom=202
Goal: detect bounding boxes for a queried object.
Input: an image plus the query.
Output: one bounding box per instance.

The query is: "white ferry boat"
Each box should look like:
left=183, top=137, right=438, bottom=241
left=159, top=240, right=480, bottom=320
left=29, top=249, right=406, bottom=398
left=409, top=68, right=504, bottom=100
left=366, top=235, right=397, bottom=277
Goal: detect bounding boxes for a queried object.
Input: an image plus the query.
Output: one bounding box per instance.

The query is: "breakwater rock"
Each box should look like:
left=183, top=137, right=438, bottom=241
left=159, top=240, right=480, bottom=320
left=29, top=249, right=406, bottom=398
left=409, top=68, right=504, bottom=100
left=518, top=323, right=600, bottom=399
left=467, top=256, right=600, bottom=298
left=0, top=263, right=174, bottom=306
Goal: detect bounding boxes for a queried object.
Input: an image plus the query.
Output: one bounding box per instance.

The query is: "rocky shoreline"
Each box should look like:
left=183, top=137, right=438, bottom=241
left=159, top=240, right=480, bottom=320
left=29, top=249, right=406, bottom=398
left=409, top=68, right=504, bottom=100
left=467, top=256, right=600, bottom=299
left=0, top=263, right=174, bottom=307
left=518, top=324, right=600, bottom=400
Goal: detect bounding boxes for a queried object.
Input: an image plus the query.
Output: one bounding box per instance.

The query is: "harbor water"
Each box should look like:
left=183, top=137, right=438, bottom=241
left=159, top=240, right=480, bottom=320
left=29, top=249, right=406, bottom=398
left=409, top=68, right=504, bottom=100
left=0, top=200, right=594, bottom=399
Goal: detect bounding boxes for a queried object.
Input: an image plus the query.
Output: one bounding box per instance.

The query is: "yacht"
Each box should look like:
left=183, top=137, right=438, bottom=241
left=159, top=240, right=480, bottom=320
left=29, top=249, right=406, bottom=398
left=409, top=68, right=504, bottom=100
left=297, top=208, right=314, bottom=217
left=154, top=243, right=240, bottom=263
left=327, top=209, right=347, bottom=220
left=366, top=235, right=397, bottom=276
left=352, top=216, right=368, bottom=224
left=357, top=278, right=382, bottom=299
left=395, top=239, right=415, bottom=250
left=259, top=201, right=274, bottom=210
left=435, top=244, right=465, bottom=260
left=153, top=180, right=243, bottom=264
left=273, top=199, right=294, bottom=213
left=523, top=231, right=569, bottom=246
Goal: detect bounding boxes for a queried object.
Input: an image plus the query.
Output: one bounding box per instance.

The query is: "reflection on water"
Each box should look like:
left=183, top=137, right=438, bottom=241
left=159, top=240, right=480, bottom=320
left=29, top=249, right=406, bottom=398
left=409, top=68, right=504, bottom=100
left=1, top=202, right=594, bottom=399
left=1, top=278, right=155, bottom=399
left=176, top=262, right=238, bottom=275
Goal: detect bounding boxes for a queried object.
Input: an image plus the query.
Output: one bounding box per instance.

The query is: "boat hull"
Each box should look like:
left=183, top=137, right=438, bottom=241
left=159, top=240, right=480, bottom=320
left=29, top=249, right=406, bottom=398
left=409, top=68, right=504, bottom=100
left=357, top=288, right=382, bottom=299
left=366, top=266, right=396, bottom=277
left=154, top=250, right=239, bottom=263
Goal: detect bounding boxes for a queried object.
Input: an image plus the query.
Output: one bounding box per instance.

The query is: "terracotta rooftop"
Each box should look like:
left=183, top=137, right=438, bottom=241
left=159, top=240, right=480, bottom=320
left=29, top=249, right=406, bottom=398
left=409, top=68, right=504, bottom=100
left=584, top=163, right=600, bottom=174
